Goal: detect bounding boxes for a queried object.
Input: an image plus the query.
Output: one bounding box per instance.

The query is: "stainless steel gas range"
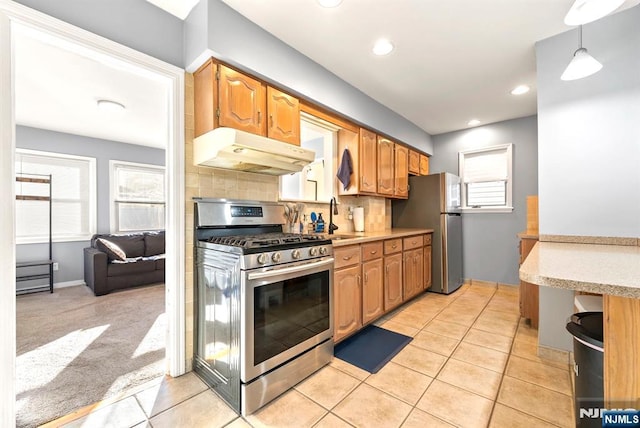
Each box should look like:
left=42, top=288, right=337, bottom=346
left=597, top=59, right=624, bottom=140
left=193, top=198, right=334, bottom=416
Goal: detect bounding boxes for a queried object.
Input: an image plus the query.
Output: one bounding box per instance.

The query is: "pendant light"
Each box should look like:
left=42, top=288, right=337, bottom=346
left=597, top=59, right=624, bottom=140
left=561, top=25, right=602, bottom=81
left=564, top=0, right=625, bottom=25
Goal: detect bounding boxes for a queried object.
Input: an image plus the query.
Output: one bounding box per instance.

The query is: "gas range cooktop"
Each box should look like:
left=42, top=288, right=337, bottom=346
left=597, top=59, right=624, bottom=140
left=204, top=233, right=328, bottom=249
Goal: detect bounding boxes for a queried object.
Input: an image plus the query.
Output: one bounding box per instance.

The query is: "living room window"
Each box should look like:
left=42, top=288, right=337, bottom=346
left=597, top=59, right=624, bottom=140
left=110, top=161, right=165, bottom=232
left=15, top=149, right=97, bottom=243
left=458, top=144, right=513, bottom=213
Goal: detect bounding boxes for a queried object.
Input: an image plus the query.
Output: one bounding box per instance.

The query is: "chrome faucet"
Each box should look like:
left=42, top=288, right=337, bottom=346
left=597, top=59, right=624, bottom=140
left=328, top=197, right=339, bottom=235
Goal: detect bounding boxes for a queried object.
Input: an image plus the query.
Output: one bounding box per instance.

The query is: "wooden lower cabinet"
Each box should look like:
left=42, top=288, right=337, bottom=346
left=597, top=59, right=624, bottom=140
left=384, top=253, right=403, bottom=311
left=519, top=237, right=539, bottom=328
left=424, top=243, right=432, bottom=290
left=403, top=247, right=424, bottom=300
left=362, top=258, right=384, bottom=324
left=334, top=265, right=362, bottom=342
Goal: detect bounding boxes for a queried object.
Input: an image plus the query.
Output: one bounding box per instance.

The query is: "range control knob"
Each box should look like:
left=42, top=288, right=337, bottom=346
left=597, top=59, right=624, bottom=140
left=271, top=252, right=282, bottom=263
left=291, top=249, right=301, bottom=259
left=319, top=246, right=328, bottom=255
left=309, top=247, right=319, bottom=256
left=257, top=254, right=268, bottom=264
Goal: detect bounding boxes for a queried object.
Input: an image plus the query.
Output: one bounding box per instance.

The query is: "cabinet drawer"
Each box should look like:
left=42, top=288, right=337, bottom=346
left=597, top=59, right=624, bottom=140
left=384, top=239, right=402, bottom=255
left=361, top=241, right=383, bottom=262
left=403, top=235, right=424, bottom=251
left=334, top=245, right=361, bottom=269
left=424, top=234, right=432, bottom=246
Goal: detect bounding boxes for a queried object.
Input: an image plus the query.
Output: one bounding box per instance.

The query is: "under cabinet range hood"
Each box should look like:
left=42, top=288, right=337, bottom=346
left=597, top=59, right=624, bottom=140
left=193, top=127, right=315, bottom=175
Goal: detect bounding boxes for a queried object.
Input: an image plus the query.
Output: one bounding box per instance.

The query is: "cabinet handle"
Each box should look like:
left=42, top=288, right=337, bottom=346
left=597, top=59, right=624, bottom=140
left=370, top=250, right=377, bottom=255
left=364, top=273, right=368, bottom=282
left=258, top=111, right=262, bottom=124
left=343, top=255, right=353, bottom=260
left=392, top=244, right=397, bottom=249
left=269, top=114, right=273, bottom=128
left=357, top=275, right=361, bottom=286
left=386, top=265, right=389, bottom=275
left=412, top=240, right=417, bottom=245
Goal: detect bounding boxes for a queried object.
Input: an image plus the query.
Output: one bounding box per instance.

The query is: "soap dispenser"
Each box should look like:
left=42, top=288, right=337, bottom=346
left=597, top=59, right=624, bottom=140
left=315, top=213, right=325, bottom=233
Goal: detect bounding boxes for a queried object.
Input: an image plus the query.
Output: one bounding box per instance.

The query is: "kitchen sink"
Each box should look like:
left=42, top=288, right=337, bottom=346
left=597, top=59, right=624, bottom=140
left=330, top=235, right=358, bottom=240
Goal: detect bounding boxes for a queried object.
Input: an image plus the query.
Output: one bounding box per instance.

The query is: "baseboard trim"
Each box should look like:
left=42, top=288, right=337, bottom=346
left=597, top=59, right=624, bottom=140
left=54, top=280, right=85, bottom=289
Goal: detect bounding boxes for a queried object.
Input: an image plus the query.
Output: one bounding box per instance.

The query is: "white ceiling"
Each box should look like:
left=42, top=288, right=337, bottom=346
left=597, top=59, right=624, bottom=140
left=219, top=0, right=639, bottom=135
left=14, top=26, right=170, bottom=149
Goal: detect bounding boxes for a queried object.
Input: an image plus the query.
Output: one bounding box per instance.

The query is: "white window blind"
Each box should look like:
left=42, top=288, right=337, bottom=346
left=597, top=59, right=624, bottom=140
left=15, top=150, right=96, bottom=243
left=459, top=144, right=513, bottom=212
left=111, top=161, right=165, bottom=232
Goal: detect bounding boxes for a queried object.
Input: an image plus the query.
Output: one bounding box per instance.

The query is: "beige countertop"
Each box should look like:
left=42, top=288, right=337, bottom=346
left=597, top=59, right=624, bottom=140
left=520, top=241, right=640, bottom=298
left=330, top=228, right=433, bottom=247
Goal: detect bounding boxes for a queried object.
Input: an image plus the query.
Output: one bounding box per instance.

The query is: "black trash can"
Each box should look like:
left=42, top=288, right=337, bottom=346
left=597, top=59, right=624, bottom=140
left=566, top=311, right=604, bottom=428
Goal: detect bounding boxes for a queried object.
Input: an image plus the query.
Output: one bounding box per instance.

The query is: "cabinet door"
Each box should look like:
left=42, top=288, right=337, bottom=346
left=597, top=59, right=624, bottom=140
left=424, top=245, right=432, bottom=290
left=218, top=65, right=266, bottom=136
left=362, top=259, right=384, bottom=324
left=384, top=254, right=403, bottom=311
left=414, top=247, right=424, bottom=293
left=267, top=87, right=300, bottom=145
left=194, top=59, right=216, bottom=138
left=334, top=266, right=362, bottom=342
left=394, top=145, right=409, bottom=198
left=360, top=128, right=378, bottom=194
left=419, top=154, right=430, bottom=175
left=408, top=150, right=420, bottom=175
left=377, top=137, right=394, bottom=196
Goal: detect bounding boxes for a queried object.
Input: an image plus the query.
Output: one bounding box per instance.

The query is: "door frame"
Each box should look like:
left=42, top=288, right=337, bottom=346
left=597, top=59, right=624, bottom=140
left=0, top=1, right=186, bottom=425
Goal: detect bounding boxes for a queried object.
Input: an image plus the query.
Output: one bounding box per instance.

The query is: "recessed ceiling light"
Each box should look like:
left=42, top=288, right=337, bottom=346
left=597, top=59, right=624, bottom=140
left=317, top=0, right=342, bottom=7
left=467, top=119, right=481, bottom=127
left=97, top=99, right=125, bottom=112
left=372, top=39, right=394, bottom=56
left=510, top=85, right=530, bottom=95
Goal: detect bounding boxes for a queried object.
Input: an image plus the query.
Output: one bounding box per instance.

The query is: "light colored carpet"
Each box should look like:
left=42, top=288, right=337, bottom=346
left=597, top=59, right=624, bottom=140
left=16, top=283, right=166, bottom=428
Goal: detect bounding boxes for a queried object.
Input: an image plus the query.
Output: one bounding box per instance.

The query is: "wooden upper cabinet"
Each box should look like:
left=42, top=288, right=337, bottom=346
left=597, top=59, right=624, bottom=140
left=377, top=137, right=394, bottom=196
left=408, top=150, right=420, bottom=175
left=218, top=65, right=266, bottom=136
left=360, top=129, right=378, bottom=194
left=419, top=154, right=430, bottom=176
left=394, top=144, right=409, bottom=199
left=194, top=59, right=216, bottom=138
left=267, top=86, right=300, bottom=145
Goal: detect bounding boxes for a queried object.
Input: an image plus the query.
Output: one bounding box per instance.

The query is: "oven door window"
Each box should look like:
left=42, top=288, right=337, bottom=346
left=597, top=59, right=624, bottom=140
left=253, top=270, right=330, bottom=365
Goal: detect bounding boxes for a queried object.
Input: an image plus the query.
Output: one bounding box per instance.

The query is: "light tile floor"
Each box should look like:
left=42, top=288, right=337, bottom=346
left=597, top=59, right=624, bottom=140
left=48, top=283, right=575, bottom=428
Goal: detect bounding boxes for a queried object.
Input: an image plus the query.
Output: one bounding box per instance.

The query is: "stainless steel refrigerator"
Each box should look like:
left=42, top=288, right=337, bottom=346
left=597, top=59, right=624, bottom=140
left=392, top=172, right=463, bottom=294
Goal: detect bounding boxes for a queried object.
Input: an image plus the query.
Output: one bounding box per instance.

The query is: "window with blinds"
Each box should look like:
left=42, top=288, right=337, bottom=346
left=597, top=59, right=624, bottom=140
left=15, top=149, right=96, bottom=243
left=458, top=144, right=513, bottom=212
left=110, top=161, right=165, bottom=232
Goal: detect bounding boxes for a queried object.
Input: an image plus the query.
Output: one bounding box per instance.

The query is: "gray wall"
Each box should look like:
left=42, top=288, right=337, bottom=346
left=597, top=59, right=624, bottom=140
left=14, top=0, right=184, bottom=68
left=430, top=115, right=538, bottom=285
left=16, top=126, right=165, bottom=285
left=536, top=5, right=640, bottom=237
left=184, top=0, right=434, bottom=154
left=534, top=5, right=640, bottom=351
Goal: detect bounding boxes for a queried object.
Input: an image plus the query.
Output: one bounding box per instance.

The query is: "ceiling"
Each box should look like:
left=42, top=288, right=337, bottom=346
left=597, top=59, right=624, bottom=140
left=14, top=26, right=170, bottom=149
left=13, top=0, right=639, bottom=147
left=217, top=0, right=639, bottom=135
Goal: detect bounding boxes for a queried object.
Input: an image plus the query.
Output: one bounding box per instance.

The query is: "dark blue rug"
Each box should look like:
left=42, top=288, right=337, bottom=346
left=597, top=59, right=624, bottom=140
left=334, top=325, right=412, bottom=373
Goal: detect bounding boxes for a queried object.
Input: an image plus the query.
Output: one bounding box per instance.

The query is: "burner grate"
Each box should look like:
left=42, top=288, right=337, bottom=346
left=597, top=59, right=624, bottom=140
left=204, top=232, right=327, bottom=249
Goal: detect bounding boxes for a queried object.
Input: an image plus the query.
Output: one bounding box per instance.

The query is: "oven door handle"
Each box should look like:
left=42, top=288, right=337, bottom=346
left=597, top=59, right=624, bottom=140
left=247, top=257, right=334, bottom=280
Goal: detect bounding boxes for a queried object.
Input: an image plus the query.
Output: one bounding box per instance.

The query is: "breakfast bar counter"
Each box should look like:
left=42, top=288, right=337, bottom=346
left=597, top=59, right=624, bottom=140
left=520, top=241, right=640, bottom=408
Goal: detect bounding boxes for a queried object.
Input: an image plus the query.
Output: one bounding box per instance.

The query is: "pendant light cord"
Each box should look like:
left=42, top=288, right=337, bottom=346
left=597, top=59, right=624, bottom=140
left=579, top=25, right=583, bottom=49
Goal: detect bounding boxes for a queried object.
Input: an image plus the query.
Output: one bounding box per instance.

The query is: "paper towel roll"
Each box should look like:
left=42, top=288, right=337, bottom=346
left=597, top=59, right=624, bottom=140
left=353, top=207, right=364, bottom=232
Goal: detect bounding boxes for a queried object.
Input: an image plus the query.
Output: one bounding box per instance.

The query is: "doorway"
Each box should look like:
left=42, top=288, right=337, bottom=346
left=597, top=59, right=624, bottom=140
left=0, top=2, right=185, bottom=425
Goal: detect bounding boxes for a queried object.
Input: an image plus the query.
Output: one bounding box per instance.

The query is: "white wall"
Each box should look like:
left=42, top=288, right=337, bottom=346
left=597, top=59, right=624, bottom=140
left=536, top=5, right=640, bottom=238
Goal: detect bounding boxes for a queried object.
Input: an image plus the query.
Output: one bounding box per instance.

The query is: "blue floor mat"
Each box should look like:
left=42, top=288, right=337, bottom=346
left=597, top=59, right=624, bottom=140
left=334, top=325, right=412, bottom=373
